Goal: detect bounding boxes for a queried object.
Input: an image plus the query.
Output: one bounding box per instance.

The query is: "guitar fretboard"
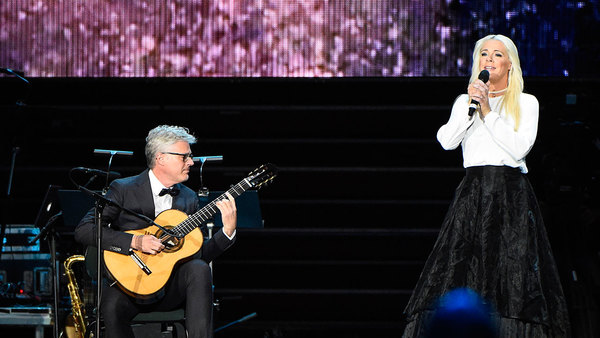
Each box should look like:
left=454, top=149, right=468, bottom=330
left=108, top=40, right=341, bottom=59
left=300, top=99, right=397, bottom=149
left=172, top=178, right=252, bottom=236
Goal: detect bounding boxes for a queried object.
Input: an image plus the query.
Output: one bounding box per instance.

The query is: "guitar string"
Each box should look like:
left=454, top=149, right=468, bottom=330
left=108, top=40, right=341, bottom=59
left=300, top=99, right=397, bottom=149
left=158, top=183, right=245, bottom=243
left=168, top=180, right=252, bottom=238
left=161, top=173, right=266, bottom=241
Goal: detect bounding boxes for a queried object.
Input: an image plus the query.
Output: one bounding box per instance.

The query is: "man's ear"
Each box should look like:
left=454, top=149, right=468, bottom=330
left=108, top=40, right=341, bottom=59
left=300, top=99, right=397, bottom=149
left=156, top=154, right=165, bottom=166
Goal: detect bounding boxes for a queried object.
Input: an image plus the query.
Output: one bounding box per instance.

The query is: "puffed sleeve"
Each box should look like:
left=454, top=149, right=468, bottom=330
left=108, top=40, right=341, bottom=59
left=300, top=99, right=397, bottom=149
left=482, top=93, right=539, bottom=162
left=437, top=94, right=475, bottom=150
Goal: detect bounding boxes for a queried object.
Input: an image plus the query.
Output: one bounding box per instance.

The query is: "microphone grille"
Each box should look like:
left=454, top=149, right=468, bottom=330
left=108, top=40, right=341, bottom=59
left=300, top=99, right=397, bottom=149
left=479, top=70, right=490, bottom=82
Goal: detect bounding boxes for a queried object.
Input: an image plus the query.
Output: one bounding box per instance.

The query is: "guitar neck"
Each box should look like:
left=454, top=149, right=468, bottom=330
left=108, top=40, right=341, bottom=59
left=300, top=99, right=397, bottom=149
left=173, top=179, right=252, bottom=236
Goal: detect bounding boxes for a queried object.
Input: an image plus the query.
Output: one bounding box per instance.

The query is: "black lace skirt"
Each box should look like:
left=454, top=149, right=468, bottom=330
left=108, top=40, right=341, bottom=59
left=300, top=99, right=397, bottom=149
left=402, top=166, right=570, bottom=337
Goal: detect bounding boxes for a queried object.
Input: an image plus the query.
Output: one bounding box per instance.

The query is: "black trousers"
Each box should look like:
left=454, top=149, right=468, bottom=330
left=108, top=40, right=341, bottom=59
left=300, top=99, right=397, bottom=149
left=101, top=259, right=213, bottom=338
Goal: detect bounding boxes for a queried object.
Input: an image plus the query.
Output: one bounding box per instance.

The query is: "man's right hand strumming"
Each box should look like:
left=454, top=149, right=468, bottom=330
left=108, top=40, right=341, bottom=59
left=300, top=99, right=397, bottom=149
left=131, top=234, right=165, bottom=255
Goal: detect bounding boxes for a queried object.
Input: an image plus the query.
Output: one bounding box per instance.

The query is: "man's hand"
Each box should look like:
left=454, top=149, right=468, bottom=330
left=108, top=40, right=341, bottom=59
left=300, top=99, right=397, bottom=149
left=216, top=191, right=237, bottom=237
left=131, top=234, right=165, bottom=255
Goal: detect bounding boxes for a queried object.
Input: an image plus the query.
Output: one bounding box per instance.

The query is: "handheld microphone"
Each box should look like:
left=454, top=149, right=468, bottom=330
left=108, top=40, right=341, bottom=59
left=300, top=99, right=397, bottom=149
left=468, top=70, right=490, bottom=117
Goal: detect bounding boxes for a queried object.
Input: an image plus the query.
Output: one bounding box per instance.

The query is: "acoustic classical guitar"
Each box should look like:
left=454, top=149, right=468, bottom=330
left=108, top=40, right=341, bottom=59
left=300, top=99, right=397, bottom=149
left=103, top=163, right=277, bottom=301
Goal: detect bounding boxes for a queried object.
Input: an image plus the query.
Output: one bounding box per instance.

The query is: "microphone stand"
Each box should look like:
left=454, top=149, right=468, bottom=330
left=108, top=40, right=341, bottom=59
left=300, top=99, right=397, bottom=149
left=0, top=67, right=31, bottom=107
left=193, top=155, right=256, bottom=332
left=194, top=156, right=225, bottom=271
left=0, top=147, right=19, bottom=260
left=194, top=155, right=222, bottom=197
left=79, top=186, right=182, bottom=240
left=214, top=312, right=258, bottom=333
left=87, top=149, right=132, bottom=338
left=94, top=149, right=132, bottom=195
left=1, top=68, right=30, bottom=259
left=93, top=193, right=104, bottom=338
left=78, top=185, right=184, bottom=338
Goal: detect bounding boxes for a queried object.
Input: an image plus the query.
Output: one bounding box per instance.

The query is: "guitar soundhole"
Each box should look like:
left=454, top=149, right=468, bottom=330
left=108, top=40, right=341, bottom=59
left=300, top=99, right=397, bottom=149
left=155, top=227, right=183, bottom=253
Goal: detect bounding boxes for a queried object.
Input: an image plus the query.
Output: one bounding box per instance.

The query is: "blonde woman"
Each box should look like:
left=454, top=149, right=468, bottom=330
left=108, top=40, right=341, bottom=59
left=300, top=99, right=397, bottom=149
left=402, top=35, right=570, bottom=337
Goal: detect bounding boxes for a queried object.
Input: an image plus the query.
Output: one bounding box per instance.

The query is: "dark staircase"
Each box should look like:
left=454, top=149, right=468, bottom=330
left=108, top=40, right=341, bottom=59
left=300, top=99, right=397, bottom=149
left=1, top=77, right=596, bottom=337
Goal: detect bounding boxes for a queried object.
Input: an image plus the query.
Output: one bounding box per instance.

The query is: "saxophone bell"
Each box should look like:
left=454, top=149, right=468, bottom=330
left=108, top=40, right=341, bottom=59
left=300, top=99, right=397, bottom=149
left=62, top=255, right=87, bottom=338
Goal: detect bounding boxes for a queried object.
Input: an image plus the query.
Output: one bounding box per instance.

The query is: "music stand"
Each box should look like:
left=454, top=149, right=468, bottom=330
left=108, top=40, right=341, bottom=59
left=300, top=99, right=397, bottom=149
left=33, top=185, right=63, bottom=230
left=29, top=184, right=63, bottom=338
left=56, top=190, right=95, bottom=230
left=56, top=190, right=96, bottom=280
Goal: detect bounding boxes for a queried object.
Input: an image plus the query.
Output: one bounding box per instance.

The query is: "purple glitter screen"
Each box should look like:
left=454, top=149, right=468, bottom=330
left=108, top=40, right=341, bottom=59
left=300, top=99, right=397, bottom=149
left=0, top=1, right=587, bottom=77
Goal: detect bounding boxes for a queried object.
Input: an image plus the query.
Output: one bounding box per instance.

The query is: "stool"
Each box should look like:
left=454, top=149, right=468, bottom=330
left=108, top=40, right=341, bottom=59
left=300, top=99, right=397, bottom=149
left=132, top=308, right=186, bottom=338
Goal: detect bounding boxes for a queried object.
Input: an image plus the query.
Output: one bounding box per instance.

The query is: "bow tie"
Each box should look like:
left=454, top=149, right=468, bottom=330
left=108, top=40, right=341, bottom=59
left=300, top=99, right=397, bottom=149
left=159, top=187, right=180, bottom=197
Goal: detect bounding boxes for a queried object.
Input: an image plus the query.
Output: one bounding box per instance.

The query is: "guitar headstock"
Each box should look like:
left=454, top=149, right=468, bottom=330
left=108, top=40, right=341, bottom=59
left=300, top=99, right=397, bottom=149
left=247, top=163, right=278, bottom=189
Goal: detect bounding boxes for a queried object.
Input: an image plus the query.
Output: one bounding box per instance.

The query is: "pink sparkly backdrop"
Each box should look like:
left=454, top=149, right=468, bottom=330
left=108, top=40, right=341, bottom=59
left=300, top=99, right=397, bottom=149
left=0, top=1, right=580, bottom=77
left=0, top=0, right=461, bottom=77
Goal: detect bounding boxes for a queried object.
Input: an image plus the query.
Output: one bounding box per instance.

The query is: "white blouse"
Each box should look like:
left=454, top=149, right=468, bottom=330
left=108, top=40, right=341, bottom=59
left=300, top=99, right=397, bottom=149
left=437, top=93, right=539, bottom=173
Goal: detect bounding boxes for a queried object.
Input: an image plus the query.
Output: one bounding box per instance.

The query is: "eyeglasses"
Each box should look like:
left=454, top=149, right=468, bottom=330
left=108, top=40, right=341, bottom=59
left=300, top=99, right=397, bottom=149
left=162, top=151, right=193, bottom=162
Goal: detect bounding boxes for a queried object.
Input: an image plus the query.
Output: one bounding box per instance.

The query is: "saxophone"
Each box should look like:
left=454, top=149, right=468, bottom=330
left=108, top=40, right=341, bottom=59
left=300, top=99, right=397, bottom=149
left=63, top=255, right=87, bottom=338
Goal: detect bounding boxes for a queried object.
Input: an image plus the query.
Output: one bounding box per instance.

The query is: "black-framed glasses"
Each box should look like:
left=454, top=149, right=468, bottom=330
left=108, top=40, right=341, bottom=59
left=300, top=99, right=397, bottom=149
left=162, top=151, right=193, bottom=162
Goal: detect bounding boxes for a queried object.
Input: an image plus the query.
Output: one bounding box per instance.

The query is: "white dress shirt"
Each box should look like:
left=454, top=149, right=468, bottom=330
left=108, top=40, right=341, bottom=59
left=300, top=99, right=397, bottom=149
left=148, top=169, right=173, bottom=216
left=437, top=93, right=539, bottom=173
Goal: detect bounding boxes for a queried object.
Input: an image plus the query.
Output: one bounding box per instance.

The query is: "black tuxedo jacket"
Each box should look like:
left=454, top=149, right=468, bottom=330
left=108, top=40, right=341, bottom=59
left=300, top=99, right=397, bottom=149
left=75, top=169, right=234, bottom=263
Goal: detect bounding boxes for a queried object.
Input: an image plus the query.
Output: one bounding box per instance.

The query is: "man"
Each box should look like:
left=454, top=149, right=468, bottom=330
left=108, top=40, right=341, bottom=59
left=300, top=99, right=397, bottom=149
left=75, top=125, right=237, bottom=338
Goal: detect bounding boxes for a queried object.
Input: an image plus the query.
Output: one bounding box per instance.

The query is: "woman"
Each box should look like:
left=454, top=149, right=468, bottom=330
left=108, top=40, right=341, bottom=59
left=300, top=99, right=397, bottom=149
left=402, top=35, right=570, bottom=337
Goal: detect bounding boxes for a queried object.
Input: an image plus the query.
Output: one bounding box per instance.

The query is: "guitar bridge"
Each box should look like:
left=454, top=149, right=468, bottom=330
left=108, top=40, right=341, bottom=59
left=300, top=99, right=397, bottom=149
left=129, top=251, right=152, bottom=275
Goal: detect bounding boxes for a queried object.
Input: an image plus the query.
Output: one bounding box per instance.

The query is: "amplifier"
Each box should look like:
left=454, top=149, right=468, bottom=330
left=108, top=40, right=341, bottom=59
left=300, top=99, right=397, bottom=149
left=0, top=252, right=52, bottom=300
left=1, top=224, right=41, bottom=252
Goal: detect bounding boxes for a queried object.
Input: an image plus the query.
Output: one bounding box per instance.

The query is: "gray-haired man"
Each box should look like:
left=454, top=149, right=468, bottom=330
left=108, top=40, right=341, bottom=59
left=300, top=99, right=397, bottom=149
left=75, top=125, right=236, bottom=338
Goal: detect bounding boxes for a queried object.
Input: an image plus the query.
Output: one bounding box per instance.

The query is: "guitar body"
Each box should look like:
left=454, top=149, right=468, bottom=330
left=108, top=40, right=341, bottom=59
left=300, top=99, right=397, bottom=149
left=103, top=209, right=204, bottom=301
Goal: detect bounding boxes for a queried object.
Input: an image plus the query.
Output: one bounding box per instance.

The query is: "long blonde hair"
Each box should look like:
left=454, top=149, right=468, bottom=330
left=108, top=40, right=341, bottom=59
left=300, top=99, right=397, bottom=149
left=469, top=34, right=524, bottom=131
